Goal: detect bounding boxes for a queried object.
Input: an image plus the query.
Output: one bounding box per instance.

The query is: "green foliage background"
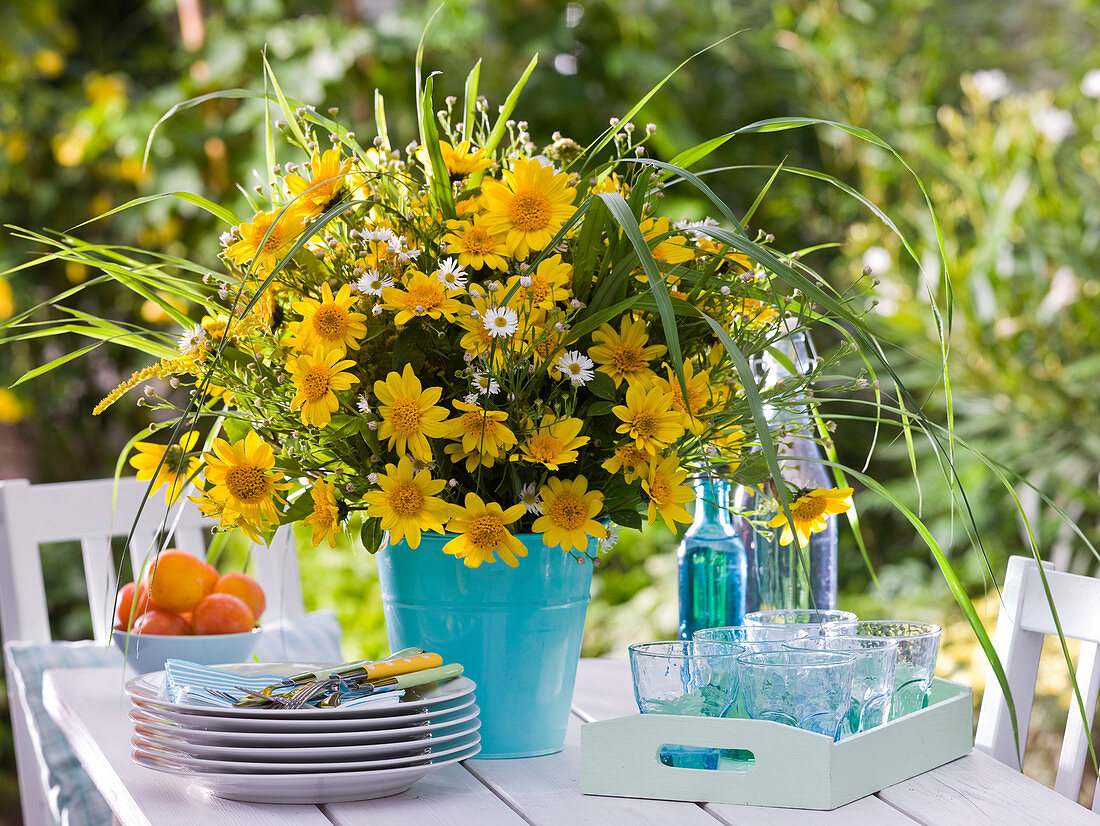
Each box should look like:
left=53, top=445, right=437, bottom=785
left=2, top=0, right=1100, bottom=820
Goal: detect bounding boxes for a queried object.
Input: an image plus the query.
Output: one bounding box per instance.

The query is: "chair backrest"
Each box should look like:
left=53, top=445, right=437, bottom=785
left=975, top=554, right=1100, bottom=809
left=0, top=475, right=307, bottom=826
left=0, top=476, right=305, bottom=647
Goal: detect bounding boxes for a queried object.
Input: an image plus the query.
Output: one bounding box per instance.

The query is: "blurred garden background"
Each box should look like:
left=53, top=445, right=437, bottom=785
left=2, top=0, right=1100, bottom=820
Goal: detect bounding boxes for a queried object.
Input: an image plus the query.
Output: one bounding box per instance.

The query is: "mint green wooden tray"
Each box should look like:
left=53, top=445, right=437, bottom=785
left=580, top=677, right=973, bottom=810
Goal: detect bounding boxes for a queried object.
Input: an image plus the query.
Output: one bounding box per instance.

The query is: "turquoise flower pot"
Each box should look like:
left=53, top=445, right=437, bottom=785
left=376, top=532, right=594, bottom=758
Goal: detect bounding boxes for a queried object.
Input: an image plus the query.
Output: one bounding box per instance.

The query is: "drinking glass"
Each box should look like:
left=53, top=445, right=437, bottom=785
left=743, top=608, right=858, bottom=639
left=738, top=650, right=857, bottom=740
left=694, top=624, right=816, bottom=646
left=784, top=635, right=898, bottom=737
left=854, top=621, right=941, bottom=718
left=628, top=641, right=742, bottom=768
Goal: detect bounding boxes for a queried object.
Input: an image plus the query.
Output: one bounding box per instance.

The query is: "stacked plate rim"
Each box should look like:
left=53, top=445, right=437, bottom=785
left=125, top=662, right=480, bottom=803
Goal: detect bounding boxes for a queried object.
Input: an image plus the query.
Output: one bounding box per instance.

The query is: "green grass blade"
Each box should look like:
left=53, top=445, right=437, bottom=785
left=262, top=52, right=308, bottom=150
left=468, top=54, right=539, bottom=187
left=462, top=59, right=482, bottom=144
left=11, top=342, right=103, bottom=387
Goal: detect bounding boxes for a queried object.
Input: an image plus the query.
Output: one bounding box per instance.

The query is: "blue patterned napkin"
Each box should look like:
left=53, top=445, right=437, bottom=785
left=162, top=659, right=404, bottom=709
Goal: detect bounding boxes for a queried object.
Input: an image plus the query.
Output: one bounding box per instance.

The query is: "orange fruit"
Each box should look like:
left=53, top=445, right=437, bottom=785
left=146, top=550, right=208, bottom=614
left=192, top=593, right=255, bottom=635
left=200, top=561, right=219, bottom=596
left=213, top=572, right=266, bottom=620
left=116, top=581, right=152, bottom=629
left=132, top=609, right=191, bottom=636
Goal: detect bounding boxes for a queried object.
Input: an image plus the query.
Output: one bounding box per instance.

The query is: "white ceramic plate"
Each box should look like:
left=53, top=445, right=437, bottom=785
left=127, top=694, right=477, bottom=734
left=131, top=708, right=480, bottom=758
left=132, top=740, right=482, bottom=803
left=132, top=730, right=481, bottom=774
left=125, top=663, right=475, bottom=719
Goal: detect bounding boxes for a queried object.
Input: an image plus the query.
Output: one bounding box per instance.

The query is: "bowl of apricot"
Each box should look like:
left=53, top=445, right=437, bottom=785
left=112, top=550, right=267, bottom=674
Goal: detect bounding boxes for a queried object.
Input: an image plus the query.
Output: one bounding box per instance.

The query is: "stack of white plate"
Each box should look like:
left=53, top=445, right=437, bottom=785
left=124, top=663, right=480, bottom=803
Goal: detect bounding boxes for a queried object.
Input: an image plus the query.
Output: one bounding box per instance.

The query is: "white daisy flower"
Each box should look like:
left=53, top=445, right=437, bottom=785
left=519, top=482, right=542, bottom=515
left=177, top=324, right=208, bottom=355
left=463, top=393, right=480, bottom=405
left=435, top=257, right=468, bottom=291
left=397, top=247, right=421, bottom=262
left=598, top=523, right=621, bottom=553
left=482, top=306, right=518, bottom=338
left=354, top=269, right=393, bottom=296
left=471, top=373, right=500, bottom=396
left=555, top=350, right=595, bottom=386
left=355, top=394, right=371, bottom=414
left=362, top=228, right=395, bottom=243
left=519, top=274, right=533, bottom=288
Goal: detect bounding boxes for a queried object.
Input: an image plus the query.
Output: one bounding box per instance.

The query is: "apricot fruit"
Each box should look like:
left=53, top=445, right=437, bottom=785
left=116, top=581, right=152, bottom=629
left=146, top=550, right=208, bottom=614
left=213, top=572, right=266, bottom=620
left=132, top=609, right=191, bottom=636
left=200, top=561, right=219, bottom=596
left=192, top=593, right=255, bottom=635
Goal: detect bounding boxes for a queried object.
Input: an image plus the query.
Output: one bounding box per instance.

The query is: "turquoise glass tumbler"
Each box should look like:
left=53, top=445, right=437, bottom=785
left=739, top=650, right=857, bottom=740
left=376, top=533, right=594, bottom=758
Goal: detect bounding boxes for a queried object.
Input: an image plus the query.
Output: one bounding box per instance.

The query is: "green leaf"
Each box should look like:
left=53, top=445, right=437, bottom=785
left=262, top=52, right=309, bottom=150
left=419, top=76, right=457, bottom=220
left=586, top=400, right=616, bottom=417
left=360, top=518, right=384, bottom=554
left=11, top=342, right=102, bottom=387
left=587, top=371, right=617, bottom=401
left=462, top=59, right=482, bottom=144
left=69, top=192, right=239, bottom=229
left=469, top=53, right=539, bottom=187
left=609, top=509, right=642, bottom=530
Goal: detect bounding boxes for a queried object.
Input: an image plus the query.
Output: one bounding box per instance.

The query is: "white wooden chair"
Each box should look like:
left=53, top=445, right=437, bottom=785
left=0, top=476, right=307, bottom=826
left=975, top=554, right=1100, bottom=809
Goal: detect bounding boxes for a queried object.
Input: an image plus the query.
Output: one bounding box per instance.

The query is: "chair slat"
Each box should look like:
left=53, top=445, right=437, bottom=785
left=252, top=528, right=305, bottom=621
left=80, top=537, right=118, bottom=644
left=0, top=480, right=52, bottom=644
left=1054, top=642, right=1100, bottom=801
left=1019, top=565, right=1100, bottom=644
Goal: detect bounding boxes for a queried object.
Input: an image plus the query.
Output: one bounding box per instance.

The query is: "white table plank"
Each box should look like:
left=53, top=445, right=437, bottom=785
left=466, top=714, right=724, bottom=825
left=323, top=763, right=526, bottom=825
left=571, top=659, right=919, bottom=824
left=878, top=748, right=1100, bottom=825
left=43, top=668, right=332, bottom=826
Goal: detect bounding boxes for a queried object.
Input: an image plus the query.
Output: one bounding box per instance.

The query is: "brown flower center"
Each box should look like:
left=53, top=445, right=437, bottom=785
left=527, top=434, right=563, bottom=464
left=299, top=365, right=333, bottom=402
left=631, top=411, right=658, bottom=438
left=390, top=397, right=422, bottom=435
left=311, top=305, right=348, bottom=340
left=611, top=344, right=647, bottom=375
left=508, top=190, right=551, bottom=232
left=463, top=226, right=497, bottom=255
left=648, top=474, right=672, bottom=505
left=468, top=514, right=507, bottom=550
left=792, top=495, right=827, bottom=521
left=225, top=466, right=268, bottom=504
left=548, top=494, right=585, bottom=530
left=387, top=481, right=424, bottom=518
left=406, top=281, right=443, bottom=313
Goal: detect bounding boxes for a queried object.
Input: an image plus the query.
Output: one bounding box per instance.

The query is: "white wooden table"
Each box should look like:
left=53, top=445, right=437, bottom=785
left=43, top=659, right=1100, bottom=825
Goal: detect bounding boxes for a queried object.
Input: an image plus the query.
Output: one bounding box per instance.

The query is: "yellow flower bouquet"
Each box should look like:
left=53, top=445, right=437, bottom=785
left=19, top=59, right=872, bottom=570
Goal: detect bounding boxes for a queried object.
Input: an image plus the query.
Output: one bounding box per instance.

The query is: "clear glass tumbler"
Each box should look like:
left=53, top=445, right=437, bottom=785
left=784, top=635, right=899, bottom=737
left=738, top=650, right=857, bottom=740
left=628, top=640, right=742, bottom=768
left=854, top=620, right=941, bottom=718
left=743, top=608, right=858, bottom=639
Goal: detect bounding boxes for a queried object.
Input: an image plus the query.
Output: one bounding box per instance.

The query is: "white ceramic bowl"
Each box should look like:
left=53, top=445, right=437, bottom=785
left=112, top=627, right=260, bottom=674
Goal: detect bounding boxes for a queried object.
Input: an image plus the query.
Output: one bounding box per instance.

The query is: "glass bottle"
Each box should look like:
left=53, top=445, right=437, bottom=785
left=677, top=474, right=748, bottom=640
left=733, top=330, right=838, bottom=612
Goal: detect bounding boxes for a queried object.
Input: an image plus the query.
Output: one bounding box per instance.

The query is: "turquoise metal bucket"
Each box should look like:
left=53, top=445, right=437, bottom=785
left=376, top=533, right=594, bottom=758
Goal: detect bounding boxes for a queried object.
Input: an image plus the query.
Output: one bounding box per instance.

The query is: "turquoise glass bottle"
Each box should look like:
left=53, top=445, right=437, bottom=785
left=677, top=474, right=748, bottom=640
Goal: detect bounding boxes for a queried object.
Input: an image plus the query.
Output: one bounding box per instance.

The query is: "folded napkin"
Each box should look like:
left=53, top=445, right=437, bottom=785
left=162, top=659, right=404, bottom=709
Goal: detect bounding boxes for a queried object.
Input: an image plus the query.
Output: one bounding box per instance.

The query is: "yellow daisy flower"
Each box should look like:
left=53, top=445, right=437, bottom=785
left=224, top=206, right=308, bottom=274
left=642, top=455, right=694, bottom=531
left=443, top=493, right=527, bottom=568
left=362, top=456, right=450, bottom=549
left=194, top=431, right=290, bottom=542
left=287, top=347, right=360, bottom=428
left=444, top=401, right=516, bottom=462
left=373, top=363, right=450, bottom=462
left=382, top=269, right=466, bottom=326
left=639, top=215, right=695, bottom=264
left=284, top=148, right=352, bottom=216
left=443, top=216, right=509, bottom=271
left=504, top=254, right=572, bottom=310
left=588, top=317, right=667, bottom=387
left=479, top=157, right=577, bottom=259
left=289, top=282, right=368, bottom=355
left=654, top=360, right=722, bottom=435
left=129, top=430, right=202, bottom=504
left=302, top=478, right=342, bottom=548
left=417, top=140, right=493, bottom=177
left=767, top=487, right=854, bottom=547
left=518, top=415, right=589, bottom=470
left=732, top=297, right=779, bottom=327
left=532, top=475, right=605, bottom=553
left=601, top=442, right=650, bottom=484
left=612, top=382, right=687, bottom=456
